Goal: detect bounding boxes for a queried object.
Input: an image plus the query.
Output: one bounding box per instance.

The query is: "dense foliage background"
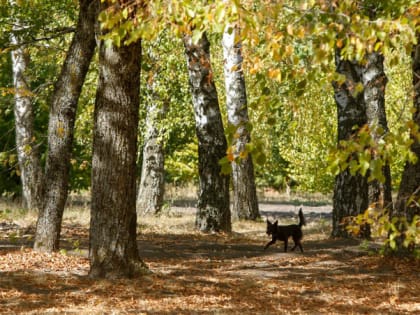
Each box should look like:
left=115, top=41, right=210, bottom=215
left=0, top=0, right=417, bottom=197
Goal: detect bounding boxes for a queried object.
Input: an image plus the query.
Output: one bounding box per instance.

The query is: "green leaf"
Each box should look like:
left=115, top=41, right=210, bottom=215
left=297, top=79, right=307, bottom=89
left=369, top=159, right=385, bottom=183
left=267, top=117, right=276, bottom=125
left=219, top=156, right=232, bottom=175
left=255, top=152, right=266, bottom=165
left=349, top=159, right=360, bottom=176
left=122, top=8, right=128, bottom=19
left=389, top=239, right=396, bottom=250
left=192, top=29, right=203, bottom=44
left=98, top=10, right=108, bottom=22
left=262, top=87, right=270, bottom=95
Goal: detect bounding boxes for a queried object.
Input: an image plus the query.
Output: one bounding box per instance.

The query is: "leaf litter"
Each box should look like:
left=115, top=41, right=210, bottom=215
left=0, top=210, right=419, bottom=314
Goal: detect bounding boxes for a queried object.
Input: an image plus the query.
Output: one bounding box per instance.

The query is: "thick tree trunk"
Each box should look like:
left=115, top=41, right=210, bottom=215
left=361, top=51, right=393, bottom=211
left=10, top=10, right=43, bottom=210
left=136, top=96, right=167, bottom=215
left=34, top=0, right=98, bottom=252
left=395, top=34, right=420, bottom=224
left=332, top=48, right=369, bottom=238
left=222, top=25, right=259, bottom=221
left=89, top=29, right=147, bottom=278
left=183, top=33, right=231, bottom=233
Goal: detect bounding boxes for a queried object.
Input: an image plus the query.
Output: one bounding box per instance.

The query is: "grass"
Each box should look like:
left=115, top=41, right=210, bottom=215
left=0, top=185, right=332, bottom=233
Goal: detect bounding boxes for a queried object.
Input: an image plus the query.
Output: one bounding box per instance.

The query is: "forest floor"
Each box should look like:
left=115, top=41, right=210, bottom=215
left=0, top=197, right=419, bottom=314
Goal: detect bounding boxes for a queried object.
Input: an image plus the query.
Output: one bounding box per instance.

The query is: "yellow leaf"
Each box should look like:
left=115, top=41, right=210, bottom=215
left=227, top=152, right=235, bottom=162
left=285, top=45, right=294, bottom=56
left=56, top=122, right=65, bottom=138
left=268, top=69, right=281, bottom=82
left=239, top=150, right=248, bottom=159
left=249, top=67, right=258, bottom=74
left=226, top=146, right=235, bottom=162
left=287, top=24, right=293, bottom=36
left=297, top=26, right=305, bottom=39
left=122, top=8, right=128, bottom=19
left=57, top=127, right=65, bottom=137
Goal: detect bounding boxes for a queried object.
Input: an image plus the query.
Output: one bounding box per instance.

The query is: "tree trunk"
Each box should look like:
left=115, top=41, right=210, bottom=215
left=332, top=48, right=369, bottom=238
left=361, top=51, right=393, bottom=211
left=89, top=26, right=147, bottom=278
left=395, top=34, right=420, bottom=224
left=136, top=91, right=167, bottom=215
left=34, top=0, right=98, bottom=252
left=10, top=6, right=43, bottom=210
left=183, top=32, right=231, bottom=233
left=222, top=25, right=259, bottom=221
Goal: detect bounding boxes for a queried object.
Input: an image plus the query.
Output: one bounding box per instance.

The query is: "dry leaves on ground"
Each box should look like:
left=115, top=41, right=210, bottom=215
left=0, top=218, right=419, bottom=314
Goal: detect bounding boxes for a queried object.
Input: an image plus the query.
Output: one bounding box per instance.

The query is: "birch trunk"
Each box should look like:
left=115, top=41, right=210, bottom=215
left=89, top=26, right=147, bottom=278
left=361, top=51, right=393, bottom=211
left=183, top=33, right=231, bottom=233
left=222, top=25, right=259, bottom=221
left=332, top=48, right=369, bottom=238
left=34, top=0, right=98, bottom=252
left=395, top=34, right=420, bottom=224
left=10, top=2, right=43, bottom=210
left=137, top=45, right=167, bottom=215
left=136, top=96, right=167, bottom=215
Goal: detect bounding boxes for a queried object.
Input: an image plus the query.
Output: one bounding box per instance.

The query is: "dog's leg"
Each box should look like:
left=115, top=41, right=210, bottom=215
left=283, top=239, right=288, bottom=252
left=290, top=238, right=304, bottom=252
left=264, top=239, right=276, bottom=250
left=291, top=240, right=303, bottom=253
left=298, top=242, right=303, bottom=253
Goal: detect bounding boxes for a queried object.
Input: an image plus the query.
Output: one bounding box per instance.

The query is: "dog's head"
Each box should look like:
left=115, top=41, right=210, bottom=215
left=266, top=219, right=278, bottom=235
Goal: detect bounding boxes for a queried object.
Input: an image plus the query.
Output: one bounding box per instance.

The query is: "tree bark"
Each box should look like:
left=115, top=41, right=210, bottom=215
left=89, top=22, right=147, bottom=278
left=183, top=32, right=231, bottom=233
left=222, top=25, right=259, bottom=221
left=34, top=0, right=98, bottom=252
left=361, top=51, right=393, bottom=211
left=136, top=90, right=167, bottom=215
left=10, top=4, right=43, bottom=210
left=395, top=34, right=420, bottom=224
left=332, top=47, right=369, bottom=238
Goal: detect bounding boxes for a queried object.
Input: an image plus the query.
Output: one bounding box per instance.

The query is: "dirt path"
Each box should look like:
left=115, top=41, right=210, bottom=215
left=170, top=202, right=333, bottom=220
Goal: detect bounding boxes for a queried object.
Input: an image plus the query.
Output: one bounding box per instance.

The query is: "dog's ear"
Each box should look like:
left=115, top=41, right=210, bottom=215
left=274, top=220, right=278, bottom=225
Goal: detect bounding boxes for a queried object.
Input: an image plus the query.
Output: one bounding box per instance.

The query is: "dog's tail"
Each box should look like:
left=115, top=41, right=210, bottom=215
left=298, top=208, right=306, bottom=227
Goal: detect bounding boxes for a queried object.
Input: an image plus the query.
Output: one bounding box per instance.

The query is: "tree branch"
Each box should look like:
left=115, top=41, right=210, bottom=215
left=1, top=27, right=75, bottom=51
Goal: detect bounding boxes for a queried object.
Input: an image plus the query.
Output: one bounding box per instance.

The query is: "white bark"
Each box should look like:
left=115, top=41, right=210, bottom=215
left=137, top=98, right=167, bottom=215
left=222, top=25, right=259, bottom=220
left=395, top=32, right=420, bottom=238
left=361, top=51, right=392, bottom=209
left=332, top=48, right=369, bottom=238
left=10, top=3, right=43, bottom=210
left=183, top=32, right=231, bottom=232
left=136, top=43, right=167, bottom=215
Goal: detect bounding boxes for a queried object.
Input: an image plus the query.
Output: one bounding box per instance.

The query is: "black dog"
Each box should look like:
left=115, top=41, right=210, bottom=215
left=264, top=208, right=306, bottom=252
